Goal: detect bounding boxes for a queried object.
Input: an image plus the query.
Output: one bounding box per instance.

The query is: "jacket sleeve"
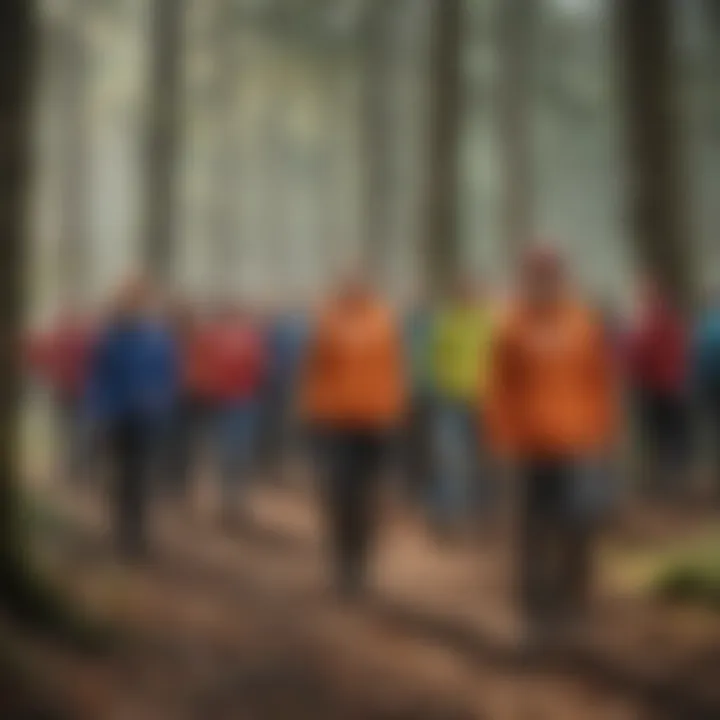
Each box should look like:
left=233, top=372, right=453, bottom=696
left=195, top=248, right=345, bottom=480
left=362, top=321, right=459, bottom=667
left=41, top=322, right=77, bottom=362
left=298, top=318, right=326, bottom=418
left=387, top=315, right=408, bottom=421
left=484, top=321, right=520, bottom=457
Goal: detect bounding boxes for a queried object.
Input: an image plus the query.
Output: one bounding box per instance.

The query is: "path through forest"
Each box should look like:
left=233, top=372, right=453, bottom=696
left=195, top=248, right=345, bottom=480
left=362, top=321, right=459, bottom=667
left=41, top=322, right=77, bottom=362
left=23, top=477, right=720, bottom=720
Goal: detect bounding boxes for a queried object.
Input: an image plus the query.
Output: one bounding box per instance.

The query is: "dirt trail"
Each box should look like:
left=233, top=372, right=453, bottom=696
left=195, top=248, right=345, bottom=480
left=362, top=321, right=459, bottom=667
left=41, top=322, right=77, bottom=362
left=31, top=481, right=720, bottom=720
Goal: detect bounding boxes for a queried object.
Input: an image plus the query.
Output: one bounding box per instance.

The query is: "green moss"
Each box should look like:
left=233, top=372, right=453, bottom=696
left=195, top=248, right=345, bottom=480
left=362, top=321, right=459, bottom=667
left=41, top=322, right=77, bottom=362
left=654, top=556, right=720, bottom=610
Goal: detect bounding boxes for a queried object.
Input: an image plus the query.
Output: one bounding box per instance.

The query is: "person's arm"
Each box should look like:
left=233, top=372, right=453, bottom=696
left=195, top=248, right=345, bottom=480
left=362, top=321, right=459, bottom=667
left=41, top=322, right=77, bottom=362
left=588, top=317, right=621, bottom=452
left=387, top=314, right=408, bottom=424
left=297, top=316, right=326, bottom=420
left=484, top=321, right=520, bottom=458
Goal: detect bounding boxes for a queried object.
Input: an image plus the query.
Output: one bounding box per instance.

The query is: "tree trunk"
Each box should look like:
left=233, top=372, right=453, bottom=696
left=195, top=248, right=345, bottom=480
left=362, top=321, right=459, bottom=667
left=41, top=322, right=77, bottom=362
left=0, top=0, right=34, bottom=592
left=207, top=9, right=239, bottom=296
left=615, top=0, right=694, bottom=308
left=496, top=0, right=537, bottom=264
left=423, top=0, right=463, bottom=297
left=361, top=0, right=393, bottom=280
left=57, top=4, right=90, bottom=305
left=143, top=0, right=185, bottom=280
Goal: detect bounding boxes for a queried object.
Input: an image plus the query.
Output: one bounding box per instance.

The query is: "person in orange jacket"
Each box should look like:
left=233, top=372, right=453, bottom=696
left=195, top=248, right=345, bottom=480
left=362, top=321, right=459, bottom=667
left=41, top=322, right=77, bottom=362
left=302, top=273, right=405, bottom=598
left=485, top=246, right=618, bottom=641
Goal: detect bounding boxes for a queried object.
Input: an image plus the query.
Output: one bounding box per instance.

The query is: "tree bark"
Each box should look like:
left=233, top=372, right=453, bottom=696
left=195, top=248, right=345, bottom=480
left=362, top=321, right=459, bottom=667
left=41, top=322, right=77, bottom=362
left=615, top=0, right=694, bottom=308
left=423, top=0, right=463, bottom=297
left=143, top=0, right=185, bottom=280
left=57, top=4, right=90, bottom=305
left=207, top=5, right=239, bottom=296
left=496, top=0, right=537, bottom=264
left=0, top=0, right=34, bottom=591
left=361, top=0, right=393, bottom=280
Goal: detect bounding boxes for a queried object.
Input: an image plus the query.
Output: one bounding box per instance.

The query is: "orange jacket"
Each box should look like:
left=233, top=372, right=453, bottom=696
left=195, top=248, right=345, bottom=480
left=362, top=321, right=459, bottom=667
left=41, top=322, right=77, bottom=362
left=301, top=295, right=405, bottom=429
left=485, top=299, right=617, bottom=458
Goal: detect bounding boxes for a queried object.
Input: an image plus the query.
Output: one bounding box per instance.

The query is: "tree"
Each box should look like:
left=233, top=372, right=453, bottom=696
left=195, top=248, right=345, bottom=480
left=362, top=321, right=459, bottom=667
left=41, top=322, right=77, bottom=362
left=143, top=0, right=186, bottom=280
left=56, top=1, right=90, bottom=304
left=0, top=3, right=104, bottom=645
left=0, top=0, right=35, bottom=604
left=496, top=0, right=538, bottom=263
left=206, top=1, right=241, bottom=295
left=361, top=0, right=393, bottom=279
left=615, top=0, right=694, bottom=307
left=423, top=0, right=463, bottom=296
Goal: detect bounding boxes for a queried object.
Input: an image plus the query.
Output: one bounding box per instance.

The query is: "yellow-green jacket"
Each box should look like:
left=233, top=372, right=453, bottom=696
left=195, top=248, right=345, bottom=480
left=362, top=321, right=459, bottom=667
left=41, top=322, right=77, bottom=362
left=431, top=303, right=494, bottom=402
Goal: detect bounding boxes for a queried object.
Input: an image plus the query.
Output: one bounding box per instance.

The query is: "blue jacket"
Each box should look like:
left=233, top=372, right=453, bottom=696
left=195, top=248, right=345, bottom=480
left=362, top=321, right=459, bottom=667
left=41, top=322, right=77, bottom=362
left=85, top=318, right=179, bottom=425
left=693, top=309, right=720, bottom=400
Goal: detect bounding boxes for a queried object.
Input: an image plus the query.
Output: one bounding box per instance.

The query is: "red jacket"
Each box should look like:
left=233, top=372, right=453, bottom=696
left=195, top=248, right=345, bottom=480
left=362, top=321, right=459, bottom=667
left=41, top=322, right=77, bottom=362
left=625, top=301, right=688, bottom=396
left=27, top=318, right=95, bottom=401
left=201, top=319, right=267, bottom=404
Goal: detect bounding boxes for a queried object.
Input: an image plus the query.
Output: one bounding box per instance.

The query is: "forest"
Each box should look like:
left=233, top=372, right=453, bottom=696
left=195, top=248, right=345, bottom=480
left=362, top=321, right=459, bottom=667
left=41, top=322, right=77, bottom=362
left=2, top=1, right=720, bottom=719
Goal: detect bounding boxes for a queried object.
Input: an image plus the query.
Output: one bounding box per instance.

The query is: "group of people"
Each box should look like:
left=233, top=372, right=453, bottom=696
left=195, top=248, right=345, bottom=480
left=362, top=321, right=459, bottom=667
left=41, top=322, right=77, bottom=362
left=27, top=245, right=720, bottom=642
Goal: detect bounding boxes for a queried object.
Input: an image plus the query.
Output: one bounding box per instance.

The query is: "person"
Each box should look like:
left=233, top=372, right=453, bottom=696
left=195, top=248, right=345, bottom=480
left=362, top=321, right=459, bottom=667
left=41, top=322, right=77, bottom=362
left=203, top=300, right=267, bottom=525
left=401, top=292, right=434, bottom=507
left=301, top=274, right=405, bottom=598
left=162, top=298, right=213, bottom=503
left=26, top=307, right=96, bottom=485
left=429, top=277, right=494, bottom=535
left=692, top=290, right=720, bottom=501
left=625, top=277, right=690, bottom=498
left=262, top=300, right=309, bottom=484
left=486, top=246, right=618, bottom=644
left=86, top=276, right=179, bottom=559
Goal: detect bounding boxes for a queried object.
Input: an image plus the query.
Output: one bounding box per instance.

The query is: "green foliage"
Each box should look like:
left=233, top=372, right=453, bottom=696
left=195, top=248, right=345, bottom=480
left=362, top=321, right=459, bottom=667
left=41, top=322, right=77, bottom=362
left=654, top=552, right=720, bottom=610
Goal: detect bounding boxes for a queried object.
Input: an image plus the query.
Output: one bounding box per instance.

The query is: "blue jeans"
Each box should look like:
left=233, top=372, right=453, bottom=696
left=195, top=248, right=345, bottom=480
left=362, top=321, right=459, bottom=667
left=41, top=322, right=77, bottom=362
left=213, top=401, right=258, bottom=505
left=430, top=399, right=486, bottom=526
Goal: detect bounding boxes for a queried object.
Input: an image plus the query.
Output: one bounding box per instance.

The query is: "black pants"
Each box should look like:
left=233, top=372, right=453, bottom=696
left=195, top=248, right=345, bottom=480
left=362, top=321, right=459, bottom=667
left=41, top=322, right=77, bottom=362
left=519, top=460, right=593, bottom=626
left=164, top=396, right=208, bottom=499
left=635, top=389, right=690, bottom=496
left=318, top=428, right=387, bottom=595
left=109, top=417, right=153, bottom=559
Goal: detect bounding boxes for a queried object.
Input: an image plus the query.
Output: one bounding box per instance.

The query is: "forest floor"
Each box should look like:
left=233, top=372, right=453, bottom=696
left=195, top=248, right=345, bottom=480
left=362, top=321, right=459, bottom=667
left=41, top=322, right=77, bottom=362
left=7, top=471, right=720, bottom=720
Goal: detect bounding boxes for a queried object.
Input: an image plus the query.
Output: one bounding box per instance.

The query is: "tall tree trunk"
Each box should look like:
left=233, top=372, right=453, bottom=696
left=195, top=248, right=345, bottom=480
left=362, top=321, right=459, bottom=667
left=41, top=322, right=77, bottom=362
left=496, top=0, right=537, bottom=264
left=615, top=0, right=694, bottom=308
left=423, top=0, right=463, bottom=297
left=207, top=8, right=238, bottom=296
left=143, top=0, right=185, bottom=280
left=361, top=0, right=393, bottom=280
left=57, top=3, right=89, bottom=306
left=0, top=0, right=34, bottom=590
